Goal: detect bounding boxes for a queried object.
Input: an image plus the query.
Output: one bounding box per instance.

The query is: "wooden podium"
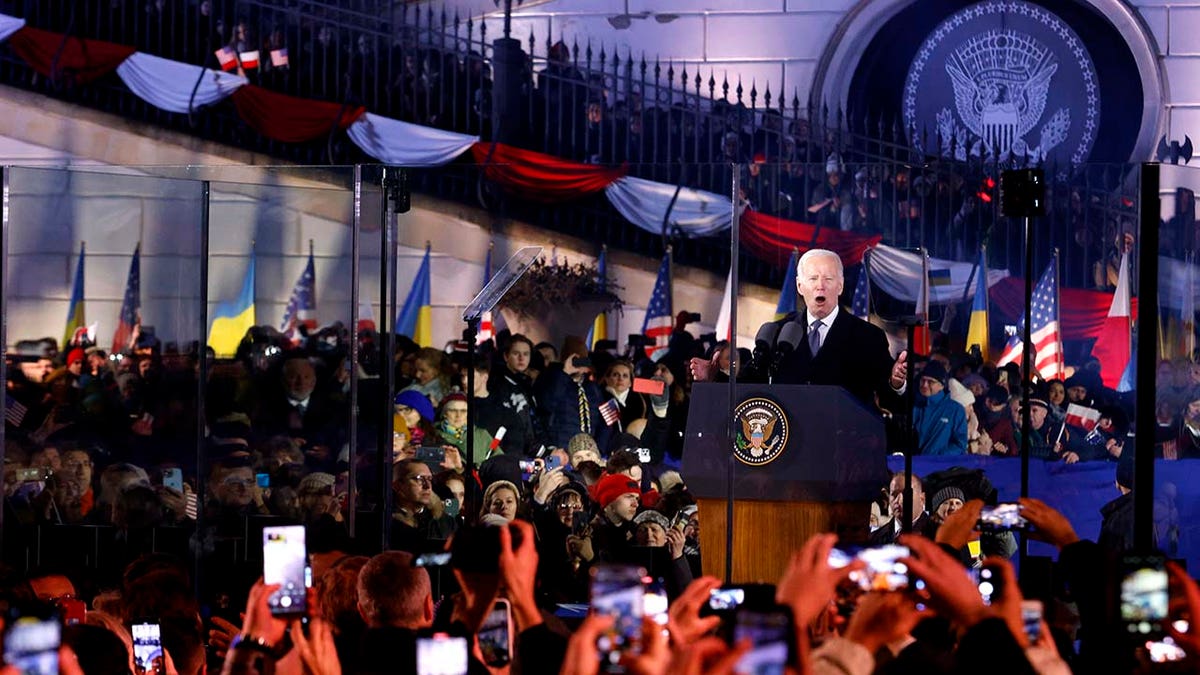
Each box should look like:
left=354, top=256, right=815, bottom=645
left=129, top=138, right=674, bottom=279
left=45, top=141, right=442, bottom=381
left=682, top=383, right=888, bottom=584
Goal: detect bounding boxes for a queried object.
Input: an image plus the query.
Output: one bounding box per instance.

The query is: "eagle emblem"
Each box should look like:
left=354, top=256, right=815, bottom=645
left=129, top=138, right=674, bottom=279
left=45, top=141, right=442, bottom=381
left=944, top=30, right=1065, bottom=160
left=902, top=0, right=1100, bottom=166
left=733, top=397, right=789, bottom=466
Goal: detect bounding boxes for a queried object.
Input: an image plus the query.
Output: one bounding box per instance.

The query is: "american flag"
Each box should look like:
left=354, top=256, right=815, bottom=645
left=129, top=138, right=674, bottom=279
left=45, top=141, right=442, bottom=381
left=850, top=265, right=870, bottom=319
left=111, top=244, right=141, bottom=353
left=270, top=48, right=289, bottom=68
left=598, top=399, right=621, bottom=426
left=281, top=252, right=317, bottom=340
left=4, top=393, right=27, bottom=427
left=641, top=253, right=673, bottom=360
left=996, top=256, right=1062, bottom=379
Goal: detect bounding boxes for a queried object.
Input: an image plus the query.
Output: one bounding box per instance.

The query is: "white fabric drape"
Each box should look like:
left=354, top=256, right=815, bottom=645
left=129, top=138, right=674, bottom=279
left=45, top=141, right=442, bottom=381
left=868, top=244, right=1009, bottom=304
left=346, top=113, right=478, bottom=166
left=0, top=14, right=25, bottom=43
left=605, top=176, right=733, bottom=237
left=116, top=52, right=246, bottom=113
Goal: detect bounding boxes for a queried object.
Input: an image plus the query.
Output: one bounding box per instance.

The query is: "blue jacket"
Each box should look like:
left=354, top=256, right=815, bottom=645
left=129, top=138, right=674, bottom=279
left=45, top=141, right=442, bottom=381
left=914, top=390, right=968, bottom=455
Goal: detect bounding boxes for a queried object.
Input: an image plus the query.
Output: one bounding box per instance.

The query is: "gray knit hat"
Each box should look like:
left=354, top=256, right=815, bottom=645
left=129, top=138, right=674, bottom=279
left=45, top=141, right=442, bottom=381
left=932, top=486, right=965, bottom=513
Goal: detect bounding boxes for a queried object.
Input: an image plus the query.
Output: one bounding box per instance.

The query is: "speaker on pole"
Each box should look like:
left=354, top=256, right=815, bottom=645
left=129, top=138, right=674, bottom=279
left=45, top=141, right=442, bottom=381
left=999, top=169, right=1046, bottom=218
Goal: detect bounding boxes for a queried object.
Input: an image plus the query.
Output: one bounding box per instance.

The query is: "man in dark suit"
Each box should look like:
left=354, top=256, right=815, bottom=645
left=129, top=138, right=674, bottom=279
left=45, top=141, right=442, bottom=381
left=690, top=248, right=908, bottom=409
left=869, top=471, right=939, bottom=545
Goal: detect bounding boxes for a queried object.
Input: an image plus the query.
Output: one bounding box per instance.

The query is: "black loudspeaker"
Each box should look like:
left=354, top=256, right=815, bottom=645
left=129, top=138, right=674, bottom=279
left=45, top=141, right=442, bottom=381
left=999, top=168, right=1046, bottom=218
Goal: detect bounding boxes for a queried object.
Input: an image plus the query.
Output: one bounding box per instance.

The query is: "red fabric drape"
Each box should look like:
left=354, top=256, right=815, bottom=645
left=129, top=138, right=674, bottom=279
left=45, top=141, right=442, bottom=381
left=7, top=26, right=135, bottom=84
left=989, top=276, right=1138, bottom=341
left=470, top=142, right=625, bottom=201
left=231, top=86, right=365, bottom=144
left=738, top=209, right=881, bottom=267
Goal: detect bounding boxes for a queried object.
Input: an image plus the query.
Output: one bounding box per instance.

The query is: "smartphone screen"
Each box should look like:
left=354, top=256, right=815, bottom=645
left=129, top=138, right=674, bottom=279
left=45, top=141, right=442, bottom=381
left=733, top=607, right=793, bottom=675
left=1120, top=554, right=1168, bottom=636
left=262, top=525, right=307, bottom=616
left=161, top=468, right=183, bottom=493
left=978, top=503, right=1029, bottom=531
left=255, top=473, right=270, bottom=489
left=415, top=633, right=468, bottom=675
left=4, top=616, right=60, bottom=675
left=829, top=545, right=910, bottom=591
left=413, top=552, right=453, bottom=568
left=707, top=588, right=746, bottom=612
left=131, top=622, right=163, bottom=675
left=644, top=581, right=669, bottom=627
left=1021, top=600, right=1043, bottom=643
left=477, top=599, right=512, bottom=667
left=591, top=564, right=646, bottom=672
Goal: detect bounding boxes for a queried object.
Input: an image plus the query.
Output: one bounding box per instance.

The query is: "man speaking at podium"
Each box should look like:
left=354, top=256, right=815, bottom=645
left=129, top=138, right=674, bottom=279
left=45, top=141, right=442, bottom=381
left=690, top=248, right=907, bottom=410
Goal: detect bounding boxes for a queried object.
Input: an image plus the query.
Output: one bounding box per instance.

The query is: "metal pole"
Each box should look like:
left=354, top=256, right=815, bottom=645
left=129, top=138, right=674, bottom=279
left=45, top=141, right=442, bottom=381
left=348, top=165, right=362, bottom=538
left=1134, top=163, right=1160, bottom=550
left=1019, top=215, right=1035, bottom=568
left=195, top=180, right=211, bottom=605
left=725, top=165, right=740, bottom=583
left=0, top=168, right=9, bottom=547
left=378, top=168, right=400, bottom=553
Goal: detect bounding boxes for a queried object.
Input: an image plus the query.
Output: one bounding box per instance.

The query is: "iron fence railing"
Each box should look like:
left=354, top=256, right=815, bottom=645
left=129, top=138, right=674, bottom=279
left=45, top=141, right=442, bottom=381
left=0, top=0, right=1142, bottom=292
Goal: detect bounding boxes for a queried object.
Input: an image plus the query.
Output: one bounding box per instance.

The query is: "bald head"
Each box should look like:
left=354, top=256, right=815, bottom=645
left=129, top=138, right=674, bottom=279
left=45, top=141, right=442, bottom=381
left=356, top=551, right=433, bottom=629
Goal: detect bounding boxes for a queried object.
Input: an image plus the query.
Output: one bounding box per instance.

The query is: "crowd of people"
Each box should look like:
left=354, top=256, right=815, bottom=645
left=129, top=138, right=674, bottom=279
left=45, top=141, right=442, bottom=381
left=2, top=239, right=1200, bottom=672
left=5, top=492, right=1199, bottom=674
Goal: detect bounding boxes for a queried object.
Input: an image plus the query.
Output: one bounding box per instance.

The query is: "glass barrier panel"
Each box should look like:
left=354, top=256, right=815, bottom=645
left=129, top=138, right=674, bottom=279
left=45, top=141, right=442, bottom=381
left=2, top=165, right=206, bottom=598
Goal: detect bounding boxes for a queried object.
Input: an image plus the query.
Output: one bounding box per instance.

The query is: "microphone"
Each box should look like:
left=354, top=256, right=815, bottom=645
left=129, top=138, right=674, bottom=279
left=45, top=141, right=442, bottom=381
left=770, top=321, right=806, bottom=382
left=751, top=322, right=782, bottom=373
left=776, top=321, right=806, bottom=357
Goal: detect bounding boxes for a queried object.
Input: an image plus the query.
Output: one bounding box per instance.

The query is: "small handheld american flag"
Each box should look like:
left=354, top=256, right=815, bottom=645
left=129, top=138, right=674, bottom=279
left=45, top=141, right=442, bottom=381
left=598, top=399, right=621, bottom=427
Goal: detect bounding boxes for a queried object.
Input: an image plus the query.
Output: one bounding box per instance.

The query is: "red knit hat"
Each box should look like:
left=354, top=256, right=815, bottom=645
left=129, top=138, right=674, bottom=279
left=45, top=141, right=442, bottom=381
left=66, top=348, right=85, bottom=366
left=593, top=473, right=640, bottom=510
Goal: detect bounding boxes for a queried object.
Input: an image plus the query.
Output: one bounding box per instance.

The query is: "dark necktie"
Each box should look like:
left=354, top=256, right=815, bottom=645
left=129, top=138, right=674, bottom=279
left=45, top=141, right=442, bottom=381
left=809, top=319, right=823, bottom=355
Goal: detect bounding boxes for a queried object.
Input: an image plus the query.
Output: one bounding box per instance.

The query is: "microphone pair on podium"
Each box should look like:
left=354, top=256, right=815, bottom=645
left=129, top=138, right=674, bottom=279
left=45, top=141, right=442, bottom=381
left=750, top=320, right=805, bottom=379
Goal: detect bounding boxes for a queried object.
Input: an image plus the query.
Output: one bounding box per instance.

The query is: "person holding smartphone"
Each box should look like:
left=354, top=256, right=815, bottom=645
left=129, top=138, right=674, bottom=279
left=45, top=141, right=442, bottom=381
left=390, top=459, right=458, bottom=555
left=533, top=337, right=611, bottom=450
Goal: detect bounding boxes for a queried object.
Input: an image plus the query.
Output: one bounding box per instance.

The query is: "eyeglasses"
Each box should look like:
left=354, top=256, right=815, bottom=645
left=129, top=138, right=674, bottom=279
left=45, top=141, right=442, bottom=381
left=222, top=477, right=253, bottom=488
left=408, top=475, right=433, bottom=487
left=557, top=501, right=583, bottom=511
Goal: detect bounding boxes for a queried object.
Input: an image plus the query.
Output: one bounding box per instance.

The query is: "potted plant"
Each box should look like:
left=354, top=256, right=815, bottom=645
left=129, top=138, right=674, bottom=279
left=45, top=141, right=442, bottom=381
left=497, top=256, right=622, bottom=347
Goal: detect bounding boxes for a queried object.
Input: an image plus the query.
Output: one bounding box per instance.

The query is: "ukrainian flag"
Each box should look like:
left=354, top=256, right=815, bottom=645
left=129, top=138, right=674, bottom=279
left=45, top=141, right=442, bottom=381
left=774, top=248, right=800, bottom=320
left=965, top=248, right=990, bottom=362
left=396, top=245, right=433, bottom=347
left=62, top=242, right=85, bottom=347
left=587, top=247, right=608, bottom=349
left=208, top=253, right=256, bottom=357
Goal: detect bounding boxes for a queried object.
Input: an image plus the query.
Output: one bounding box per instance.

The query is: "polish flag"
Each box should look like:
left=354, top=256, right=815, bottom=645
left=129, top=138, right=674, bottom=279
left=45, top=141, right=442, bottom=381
left=214, top=46, right=237, bottom=71
left=1091, top=251, right=1132, bottom=389
left=713, top=267, right=733, bottom=341
left=239, top=50, right=260, bottom=70
left=1064, top=403, right=1101, bottom=431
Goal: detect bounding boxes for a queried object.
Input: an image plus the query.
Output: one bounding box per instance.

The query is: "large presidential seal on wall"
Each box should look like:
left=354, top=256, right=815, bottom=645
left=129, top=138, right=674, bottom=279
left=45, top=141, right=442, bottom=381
left=903, top=0, right=1099, bottom=165
left=733, top=397, right=789, bottom=466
